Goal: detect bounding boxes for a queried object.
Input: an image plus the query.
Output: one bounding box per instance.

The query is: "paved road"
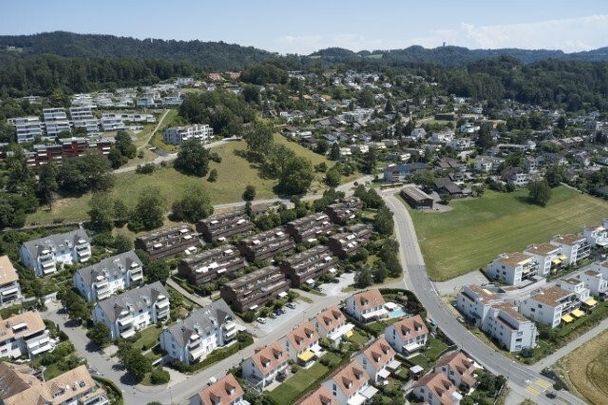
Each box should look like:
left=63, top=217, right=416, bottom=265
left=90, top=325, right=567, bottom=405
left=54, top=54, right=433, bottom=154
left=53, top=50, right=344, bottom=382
left=382, top=193, right=586, bottom=405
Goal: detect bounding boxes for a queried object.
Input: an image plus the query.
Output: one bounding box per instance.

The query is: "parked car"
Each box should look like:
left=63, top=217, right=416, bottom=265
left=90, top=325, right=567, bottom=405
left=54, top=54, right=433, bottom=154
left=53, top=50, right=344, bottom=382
left=286, top=302, right=296, bottom=309
left=257, top=317, right=267, bottom=324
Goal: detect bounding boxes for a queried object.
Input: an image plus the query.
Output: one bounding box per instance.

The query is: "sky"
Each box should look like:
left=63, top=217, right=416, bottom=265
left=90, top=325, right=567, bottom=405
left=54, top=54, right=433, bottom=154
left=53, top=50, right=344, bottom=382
left=1, top=0, right=608, bottom=55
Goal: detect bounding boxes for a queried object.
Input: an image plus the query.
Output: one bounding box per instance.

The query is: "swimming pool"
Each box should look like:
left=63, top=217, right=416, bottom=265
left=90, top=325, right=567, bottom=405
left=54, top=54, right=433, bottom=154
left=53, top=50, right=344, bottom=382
left=388, top=307, right=408, bottom=318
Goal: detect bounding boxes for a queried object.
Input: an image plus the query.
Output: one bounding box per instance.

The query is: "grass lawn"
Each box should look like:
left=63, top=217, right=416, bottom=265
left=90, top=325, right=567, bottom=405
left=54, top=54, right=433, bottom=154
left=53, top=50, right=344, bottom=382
left=267, top=361, right=329, bottom=404
left=131, top=326, right=162, bottom=352
left=348, top=329, right=370, bottom=347
left=424, top=337, right=449, bottom=360
left=556, top=330, right=608, bottom=405
left=407, top=186, right=608, bottom=281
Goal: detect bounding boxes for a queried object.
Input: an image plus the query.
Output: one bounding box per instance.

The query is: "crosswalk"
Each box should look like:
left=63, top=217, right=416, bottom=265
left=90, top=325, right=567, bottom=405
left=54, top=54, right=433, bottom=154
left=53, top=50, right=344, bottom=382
left=526, top=378, right=552, bottom=396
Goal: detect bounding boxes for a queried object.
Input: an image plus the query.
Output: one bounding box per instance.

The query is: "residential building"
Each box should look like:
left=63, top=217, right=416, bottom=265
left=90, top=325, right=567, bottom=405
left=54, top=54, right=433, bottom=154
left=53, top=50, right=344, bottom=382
left=70, top=106, right=99, bottom=134
left=101, top=112, right=156, bottom=123
left=519, top=286, right=578, bottom=328
left=297, top=386, right=337, bottom=405
left=99, top=116, right=126, bottom=132
left=281, top=320, right=321, bottom=365
left=164, top=124, right=214, bottom=145
left=160, top=299, right=237, bottom=365
left=237, top=227, right=295, bottom=262
left=280, top=245, right=338, bottom=287
left=486, top=252, right=539, bottom=286
left=583, top=224, right=608, bottom=248
left=135, top=225, right=200, bottom=260
left=9, top=117, right=43, bottom=143
left=433, top=351, right=477, bottom=389
left=192, top=373, right=248, bottom=405
left=0, top=256, right=22, bottom=307
left=92, top=281, right=170, bottom=340
left=524, top=243, right=564, bottom=276
left=474, top=156, right=500, bottom=173
left=220, top=266, right=289, bottom=313
left=177, top=245, right=245, bottom=285
left=20, top=228, right=91, bottom=277
left=578, top=270, right=608, bottom=297
left=324, top=197, right=363, bottom=225
left=285, top=213, right=334, bottom=243
left=22, top=137, right=115, bottom=169
left=327, top=224, right=372, bottom=259
left=486, top=303, right=538, bottom=352
left=0, top=311, right=55, bottom=359
left=384, top=314, right=429, bottom=355
left=321, top=360, right=377, bottom=405
left=344, top=289, right=388, bottom=323
left=555, top=277, right=590, bottom=302
left=455, top=285, right=501, bottom=328
left=550, top=234, right=591, bottom=265
left=42, top=108, right=71, bottom=138
left=400, top=186, right=434, bottom=210
left=355, top=336, right=398, bottom=384
left=73, top=251, right=144, bottom=302
left=242, top=342, right=289, bottom=390
left=383, top=162, right=430, bottom=182
left=411, top=371, right=462, bottom=405
left=0, top=363, right=108, bottom=405
left=197, top=211, right=254, bottom=243
left=313, top=305, right=354, bottom=347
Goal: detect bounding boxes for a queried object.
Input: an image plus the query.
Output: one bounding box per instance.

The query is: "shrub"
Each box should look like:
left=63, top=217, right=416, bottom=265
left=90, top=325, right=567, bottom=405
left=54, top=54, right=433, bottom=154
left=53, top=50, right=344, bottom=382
left=150, top=367, right=170, bottom=385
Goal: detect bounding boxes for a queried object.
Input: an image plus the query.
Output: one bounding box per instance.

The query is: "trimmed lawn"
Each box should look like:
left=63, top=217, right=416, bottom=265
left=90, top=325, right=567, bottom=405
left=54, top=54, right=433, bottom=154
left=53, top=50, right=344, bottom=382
left=267, top=361, right=329, bottom=404
left=424, top=337, right=449, bottom=361
left=407, top=187, right=608, bottom=281
left=348, top=329, right=370, bottom=347
left=131, top=326, right=162, bottom=352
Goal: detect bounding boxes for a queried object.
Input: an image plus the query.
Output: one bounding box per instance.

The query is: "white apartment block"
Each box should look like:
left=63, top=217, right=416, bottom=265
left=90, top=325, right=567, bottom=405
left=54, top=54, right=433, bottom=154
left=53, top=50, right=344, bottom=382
left=550, top=234, right=591, bottom=265
left=100, top=116, right=126, bottom=132
left=42, top=108, right=71, bottom=138
left=486, top=252, right=539, bottom=286
left=9, top=116, right=44, bottom=143
left=136, top=95, right=157, bottom=108
left=73, top=251, right=144, bottom=302
left=555, top=277, right=590, bottom=303
left=578, top=270, right=608, bottom=297
left=164, top=124, right=214, bottom=145
left=0, top=256, right=22, bottom=307
left=92, top=281, right=170, bottom=340
left=70, top=106, right=99, bottom=134
left=524, top=243, right=564, bottom=277
left=483, top=304, right=538, bottom=352
left=0, top=311, right=55, bottom=359
left=101, top=112, right=155, bottom=123
left=583, top=224, right=608, bottom=248
left=20, top=228, right=91, bottom=277
left=160, top=299, right=237, bottom=365
left=455, top=285, right=500, bottom=327
left=519, top=286, right=579, bottom=328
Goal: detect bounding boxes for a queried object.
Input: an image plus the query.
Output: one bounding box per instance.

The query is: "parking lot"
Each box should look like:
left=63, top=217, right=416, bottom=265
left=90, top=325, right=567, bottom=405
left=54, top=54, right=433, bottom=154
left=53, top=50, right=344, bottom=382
left=255, top=299, right=313, bottom=334
left=319, top=272, right=355, bottom=296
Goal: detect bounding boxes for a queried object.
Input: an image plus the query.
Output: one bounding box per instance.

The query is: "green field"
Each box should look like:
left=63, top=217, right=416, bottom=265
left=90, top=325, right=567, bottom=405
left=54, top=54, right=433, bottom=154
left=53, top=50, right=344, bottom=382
left=407, top=187, right=608, bottom=281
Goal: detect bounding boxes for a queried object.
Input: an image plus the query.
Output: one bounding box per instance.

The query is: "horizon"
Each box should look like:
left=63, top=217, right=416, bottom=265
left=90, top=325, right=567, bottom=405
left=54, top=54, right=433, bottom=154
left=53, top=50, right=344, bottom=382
left=1, top=0, right=608, bottom=55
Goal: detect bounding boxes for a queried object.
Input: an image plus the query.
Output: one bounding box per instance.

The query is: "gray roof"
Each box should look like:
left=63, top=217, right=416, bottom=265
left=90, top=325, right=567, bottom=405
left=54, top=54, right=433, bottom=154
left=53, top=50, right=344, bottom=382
left=75, top=251, right=142, bottom=286
left=163, top=299, right=235, bottom=346
left=95, top=281, right=168, bottom=323
left=22, top=228, right=90, bottom=258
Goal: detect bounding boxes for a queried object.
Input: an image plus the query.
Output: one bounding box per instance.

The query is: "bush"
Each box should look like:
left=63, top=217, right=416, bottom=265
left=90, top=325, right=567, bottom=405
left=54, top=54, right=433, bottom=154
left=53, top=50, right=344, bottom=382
left=150, top=367, right=170, bottom=385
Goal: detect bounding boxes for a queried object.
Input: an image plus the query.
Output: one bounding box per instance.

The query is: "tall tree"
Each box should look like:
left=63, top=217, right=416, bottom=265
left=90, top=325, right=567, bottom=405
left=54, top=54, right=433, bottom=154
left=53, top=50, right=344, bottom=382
left=278, top=156, right=314, bottom=195
left=129, top=187, right=166, bottom=231
left=174, top=138, right=210, bottom=177
left=88, top=192, right=115, bottom=232
left=528, top=179, right=552, bottom=207
left=37, top=162, right=58, bottom=208
left=171, top=185, right=214, bottom=223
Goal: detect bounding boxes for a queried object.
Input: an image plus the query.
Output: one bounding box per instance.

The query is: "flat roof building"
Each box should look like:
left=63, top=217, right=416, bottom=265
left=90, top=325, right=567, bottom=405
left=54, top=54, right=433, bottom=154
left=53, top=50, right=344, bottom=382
left=327, top=224, right=373, bottom=259
left=135, top=225, right=200, bottom=260
left=280, top=245, right=337, bottom=287
left=220, top=266, right=289, bottom=313
left=196, top=211, right=254, bottom=243
left=237, top=227, right=295, bottom=262
left=177, top=244, right=245, bottom=285
left=285, top=212, right=335, bottom=243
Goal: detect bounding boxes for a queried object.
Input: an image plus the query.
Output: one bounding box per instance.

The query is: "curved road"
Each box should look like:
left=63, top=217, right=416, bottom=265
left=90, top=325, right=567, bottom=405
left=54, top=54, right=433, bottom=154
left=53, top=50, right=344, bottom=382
left=382, top=193, right=585, bottom=405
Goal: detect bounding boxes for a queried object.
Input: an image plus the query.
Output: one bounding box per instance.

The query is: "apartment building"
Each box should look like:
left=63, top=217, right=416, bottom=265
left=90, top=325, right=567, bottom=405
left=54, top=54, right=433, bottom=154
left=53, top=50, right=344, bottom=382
left=22, top=137, right=115, bottom=169
left=164, top=124, right=214, bottom=145
left=100, top=112, right=156, bottom=123
left=313, top=305, right=354, bottom=347
left=486, top=252, right=539, bottom=286
left=220, top=266, right=289, bottom=313
left=70, top=106, right=99, bottom=134
left=20, top=228, right=91, bottom=277
left=483, top=304, right=538, bottom=353
left=160, top=299, right=237, bottom=365
left=327, top=224, right=373, bottom=259
left=411, top=371, right=462, bottom=405
left=237, top=227, right=295, bottom=262
left=282, top=320, right=321, bottom=365
left=455, top=285, right=501, bottom=327
left=578, top=270, right=608, bottom=297
left=73, top=251, right=144, bottom=302
left=0, top=311, right=55, bottom=359
left=0, top=363, right=108, bottom=405
left=42, top=108, right=71, bottom=138
left=583, top=224, right=608, bottom=248
left=384, top=315, right=429, bottom=355
left=0, top=256, right=22, bottom=307
left=192, top=373, right=248, bottom=405
left=324, top=197, right=363, bottom=224
left=400, top=186, right=434, bottom=210
left=524, top=243, right=564, bottom=276
left=285, top=212, right=335, bottom=243
left=9, top=117, right=43, bottom=143
left=196, top=211, right=254, bottom=243
left=279, top=245, right=337, bottom=287
left=519, top=286, right=579, bottom=328
left=99, top=116, right=126, bottom=132
left=550, top=234, right=591, bottom=265
left=92, top=281, right=170, bottom=340
left=135, top=225, right=200, bottom=260
left=344, top=289, right=388, bottom=323
left=177, top=245, right=245, bottom=285
left=355, top=336, right=398, bottom=384
left=242, top=342, right=289, bottom=390
left=433, top=351, right=477, bottom=389
left=321, top=360, right=377, bottom=405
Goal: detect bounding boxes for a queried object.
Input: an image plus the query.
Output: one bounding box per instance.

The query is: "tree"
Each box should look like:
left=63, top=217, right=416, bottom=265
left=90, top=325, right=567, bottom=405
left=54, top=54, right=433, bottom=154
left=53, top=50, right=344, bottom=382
left=362, top=148, right=377, bottom=174
left=63, top=290, right=90, bottom=322
left=114, top=234, right=133, bottom=253
left=171, top=185, right=214, bottom=223
left=115, top=131, right=137, bottom=158
left=244, top=122, right=274, bottom=157
left=113, top=200, right=130, bottom=226
left=87, top=322, right=111, bottom=348
left=354, top=267, right=372, bottom=288
left=174, top=139, right=210, bottom=177
left=329, top=143, right=340, bottom=161
left=373, top=263, right=387, bottom=283
left=150, top=367, right=170, bottom=384
left=315, top=140, right=329, bottom=155
left=242, top=84, right=261, bottom=104
left=325, top=165, right=341, bottom=187
left=207, top=168, right=218, bottom=182
left=357, top=89, right=375, bottom=108
left=129, top=187, right=166, bottom=231
left=277, top=156, right=314, bottom=195
left=88, top=192, right=115, bottom=232
left=59, top=152, right=113, bottom=194
left=147, top=260, right=170, bottom=283
left=118, top=344, right=152, bottom=382
left=108, top=147, right=127, bottom=169
left=37, top=162, right=58, bottom=207
left=528, top=179, right=552, bottom=207
left=544, top=164, right=565, bottom=188
left=374, top=207, right=394, bottom=235
left=243, top=185, right=256, bottom=201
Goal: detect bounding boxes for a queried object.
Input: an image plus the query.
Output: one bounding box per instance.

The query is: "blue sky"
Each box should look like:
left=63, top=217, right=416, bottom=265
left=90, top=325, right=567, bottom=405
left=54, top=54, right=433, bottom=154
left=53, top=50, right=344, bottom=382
left=1, top=0, right=608, bottom=54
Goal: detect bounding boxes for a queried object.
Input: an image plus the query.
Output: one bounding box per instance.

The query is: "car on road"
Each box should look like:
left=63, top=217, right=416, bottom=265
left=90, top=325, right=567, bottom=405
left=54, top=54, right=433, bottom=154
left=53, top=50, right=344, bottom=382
left=275, top=308, right=285, bottom=315
left=286, top=302, right=296, bottom=309
left=269, top=313, right=277, bottom=319
left=545, top=391, right=556, bottom=399
left=256, top=317, right=267, bottom=324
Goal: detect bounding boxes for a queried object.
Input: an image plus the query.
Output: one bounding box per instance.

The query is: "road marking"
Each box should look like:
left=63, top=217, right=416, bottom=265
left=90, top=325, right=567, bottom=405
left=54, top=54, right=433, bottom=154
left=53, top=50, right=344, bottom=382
left=526, top=385, right=541, bottom=396
left=536, top=378, right=552, bottom=389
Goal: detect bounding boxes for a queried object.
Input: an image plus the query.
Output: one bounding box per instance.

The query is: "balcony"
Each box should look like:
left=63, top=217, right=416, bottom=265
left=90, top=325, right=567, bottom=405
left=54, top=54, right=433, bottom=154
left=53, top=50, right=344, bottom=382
left=120, top=328, right=136, bottom=339
left=189, top=345, right=209, bottom=362
left=26, top=335, right=53, bottom=356
left=130, top=271, right=143, bottom=282
left=117, top=316, right=133, bottom=326
left=96, top=289, right=112, bottom=300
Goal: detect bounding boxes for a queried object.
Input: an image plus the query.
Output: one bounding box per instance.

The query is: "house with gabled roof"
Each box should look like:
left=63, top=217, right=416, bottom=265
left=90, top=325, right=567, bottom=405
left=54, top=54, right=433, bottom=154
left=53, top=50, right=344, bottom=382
left=281, top=320, right=322, bottom=365
left=355, top=336, right=399, bottom=384
left=384, top=314, right=428, bottom=355
left=411, top=371, right=462, bottom=405
left=433, top=351, right=478, bottom=389
left=321, top=359, right=377, bottom=405
left=344, top=289, right=387, bottom=323
left=191, top=373, right=248, bottom=405
left=313, top=305, right=354, bottom=347
left=242, top=341, right=289, bottom=390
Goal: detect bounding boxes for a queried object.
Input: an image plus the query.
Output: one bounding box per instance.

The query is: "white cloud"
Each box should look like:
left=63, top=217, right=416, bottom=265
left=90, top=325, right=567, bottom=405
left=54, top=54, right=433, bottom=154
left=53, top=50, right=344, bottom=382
left=272, top=14, right=608, bottom=54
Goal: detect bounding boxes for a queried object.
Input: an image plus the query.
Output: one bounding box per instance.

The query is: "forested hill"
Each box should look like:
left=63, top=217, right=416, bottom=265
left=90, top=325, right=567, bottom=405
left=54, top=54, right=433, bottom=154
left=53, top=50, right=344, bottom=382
left=310, top=45, right=608, bottom=66
left=0, top=31, right=275, bottom=70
